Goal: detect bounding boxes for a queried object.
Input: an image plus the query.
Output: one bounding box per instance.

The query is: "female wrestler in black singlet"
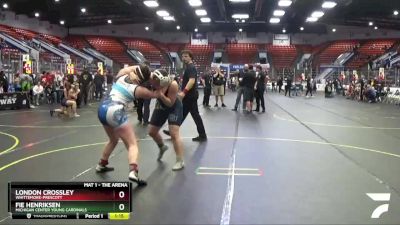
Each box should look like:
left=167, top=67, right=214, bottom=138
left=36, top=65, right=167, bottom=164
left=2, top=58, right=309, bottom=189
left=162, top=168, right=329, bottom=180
left=148, top=69, right=185, bottom=170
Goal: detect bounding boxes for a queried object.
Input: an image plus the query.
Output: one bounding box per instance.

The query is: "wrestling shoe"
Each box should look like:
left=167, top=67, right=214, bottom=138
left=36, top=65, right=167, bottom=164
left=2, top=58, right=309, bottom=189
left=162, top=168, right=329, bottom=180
left=172, top=161, right=185, bottom=171
left=128, top=171, right=147, bottom=186
left=95, top=164, right=114, bottom=173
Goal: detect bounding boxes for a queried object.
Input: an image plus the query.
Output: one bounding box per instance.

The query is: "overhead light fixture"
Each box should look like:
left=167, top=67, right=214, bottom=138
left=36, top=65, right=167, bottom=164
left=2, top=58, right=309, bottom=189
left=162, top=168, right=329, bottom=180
left=200, top=17, right=211, bottom=23
left=156, top=10, right=169, bottom=17
left=241, top=19, right=245, bottom=23
left=195, top=9, right=207, bottom=16
left=232, top=14, right=249, bottom=19
left=322, top=1, right=337, bottom=9
left=55, top=0, right=59, bottom=2
left=176, top=25, right=181, bottom=30
left=273, top=10, right=285, bottom=17
left=60, top=20, right=65, bottom=25
left=34, top=12, right=40, bottom=17
left=306, top=17, right=318, bottom=22
left=394, top=10, right=399, bottom=16
left=235, top=19, right=239, bottom=22
left=194, top=28, right=198, bottom=32
left=269, top=18, right=280, bottom=24
left=278, top=0, right=292, bottom=7
left=163, top=16, right=175, bottom=21
left=239, top=28, right=243, bottom=32
left=81, top=8, right=86, bottom=13
left=369, top=21, right=373, bottom=26
left=311, top=11, right=324, bottom=18
left=229, top=0, right=250, bottom=2
left=374, top=26, right=378, bottom=30
left=188, top=0, right=202, bottom=7
left=282, top=28, right=286, bottom=33
left=300, top=27, right=304, bottom=31
left=3, top=3, right=8, bottom=9
left=143, top=0, right=159, bottom=7
left=107, top=19, right=112, bottom=24
left=332, top=28, right=336, bottom=32
left=145, top=26, right=149, bottom=31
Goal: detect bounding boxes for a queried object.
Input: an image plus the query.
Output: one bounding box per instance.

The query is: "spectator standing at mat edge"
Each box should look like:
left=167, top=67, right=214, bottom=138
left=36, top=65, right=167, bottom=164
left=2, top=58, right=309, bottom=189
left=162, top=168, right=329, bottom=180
left=232, top=64, right=248, bottom=111
left=202, top=69, right=213, bottom=107
left=213, top=67, right=226, bottom=107
left=254, top=65, right=266, bottom=113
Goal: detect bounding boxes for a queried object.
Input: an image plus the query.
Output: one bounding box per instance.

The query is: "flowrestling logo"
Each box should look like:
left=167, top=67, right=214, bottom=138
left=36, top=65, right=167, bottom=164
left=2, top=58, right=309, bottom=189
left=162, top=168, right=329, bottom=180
left=366, top=193, right=391, bottom=219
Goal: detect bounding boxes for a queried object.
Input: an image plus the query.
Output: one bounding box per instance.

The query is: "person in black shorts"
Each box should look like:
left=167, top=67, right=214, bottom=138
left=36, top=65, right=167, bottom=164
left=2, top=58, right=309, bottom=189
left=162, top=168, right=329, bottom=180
left=163, top=50, right=207, bottom=142
left=148, top=69, right=185, bottom=170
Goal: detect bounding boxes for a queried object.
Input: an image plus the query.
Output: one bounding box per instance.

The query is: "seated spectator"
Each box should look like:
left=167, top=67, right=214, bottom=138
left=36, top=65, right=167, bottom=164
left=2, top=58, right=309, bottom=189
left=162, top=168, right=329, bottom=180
left=14, top=73, right=22, bottom=92
left=32, top=82, right=44, bottom=106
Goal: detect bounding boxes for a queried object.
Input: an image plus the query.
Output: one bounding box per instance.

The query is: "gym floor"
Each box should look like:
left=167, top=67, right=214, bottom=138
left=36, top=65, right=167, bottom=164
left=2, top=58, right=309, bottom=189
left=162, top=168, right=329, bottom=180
left=0, top=91, right=399, bottom=224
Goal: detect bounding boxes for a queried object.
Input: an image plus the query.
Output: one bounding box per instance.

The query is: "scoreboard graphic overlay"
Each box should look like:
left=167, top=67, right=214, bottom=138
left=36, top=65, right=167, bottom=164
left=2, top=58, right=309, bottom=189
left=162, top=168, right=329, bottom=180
left=8, top=182, right=131, bottom=220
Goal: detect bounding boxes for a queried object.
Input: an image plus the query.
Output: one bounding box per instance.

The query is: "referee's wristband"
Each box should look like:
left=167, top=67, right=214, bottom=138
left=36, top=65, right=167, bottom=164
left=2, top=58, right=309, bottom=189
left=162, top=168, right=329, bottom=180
left=183, top=88, right=189, bottom=95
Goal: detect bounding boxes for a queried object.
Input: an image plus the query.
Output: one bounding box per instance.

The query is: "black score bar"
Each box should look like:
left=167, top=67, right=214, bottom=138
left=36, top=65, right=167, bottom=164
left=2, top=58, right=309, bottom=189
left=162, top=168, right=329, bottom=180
left=12, top=213, right=130, bottom=220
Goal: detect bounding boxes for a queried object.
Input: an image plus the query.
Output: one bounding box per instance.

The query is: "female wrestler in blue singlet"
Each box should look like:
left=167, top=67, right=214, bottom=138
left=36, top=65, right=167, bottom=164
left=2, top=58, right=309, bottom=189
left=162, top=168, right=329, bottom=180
left=96, top=64, right=161, bottom=185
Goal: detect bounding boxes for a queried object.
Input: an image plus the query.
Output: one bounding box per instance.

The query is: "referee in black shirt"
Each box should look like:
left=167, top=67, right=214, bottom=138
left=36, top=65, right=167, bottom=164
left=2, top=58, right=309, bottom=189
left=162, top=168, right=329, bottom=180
left=164, top=50, right=207, bottom=142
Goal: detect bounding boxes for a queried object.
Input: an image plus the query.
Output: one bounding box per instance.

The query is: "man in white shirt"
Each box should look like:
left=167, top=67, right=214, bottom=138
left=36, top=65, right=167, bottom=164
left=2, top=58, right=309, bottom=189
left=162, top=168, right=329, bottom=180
left=32, top=82, right=44, bottom=106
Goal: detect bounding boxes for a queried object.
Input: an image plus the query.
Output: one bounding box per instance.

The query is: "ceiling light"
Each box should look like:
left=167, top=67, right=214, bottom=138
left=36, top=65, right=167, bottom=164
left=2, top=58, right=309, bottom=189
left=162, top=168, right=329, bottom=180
left=235, top=19, right=239, bottom=22
left=269, top=18, right=280, bottom=24
left=232, top=14, right=249, bottom=19
left=332, top=28, right=336, bottom=32
left=273, top=10, right=285, bottom=17
left=311, top=11, right=324, bottom=18
left=143, top=0, right=159, bottom=7
left=278, top=0, right=292, bottom=7
left=394, top=10, right=399, bottom=16
left=195, top=9, right=207, bottom=16
left=156, top=10, right=169, bottom=17
left=34, top=12, right=40, bottom=17
left=300, top=27, right=304, bottom=31
left=188, top=0, right=202, bottom=7
left=60, top=20, right=65, bottom=25
left=200, top=17, right=211, bottom=23
left=282, top=29, right=286, bottom=33
left=239, top=28, right=243, bottom=32
left=145, top=26, right=149, bottom=31
left=81, top=8, right=86, bottom=13
left=55, top=0, right=59, bottom=2
left=2, top=3, right=8, bottom=9
left=241, top=19, right=245, bottom=23
left=369, top=21, right=373, bottom=26
left=163, top=16, right=175, bottom=21
left=229, top=0, right=250, bottom=2
left=322, top=1, right=337, bottom=9
left=374, top=26, right=378, bottom=30
left=306, top=17, right=318, bottom=22
left=107, top=19, right=112, bottom=24
left=194, top=28, right=198, bottom=32
left=176, top=25, right=181, bottom=30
